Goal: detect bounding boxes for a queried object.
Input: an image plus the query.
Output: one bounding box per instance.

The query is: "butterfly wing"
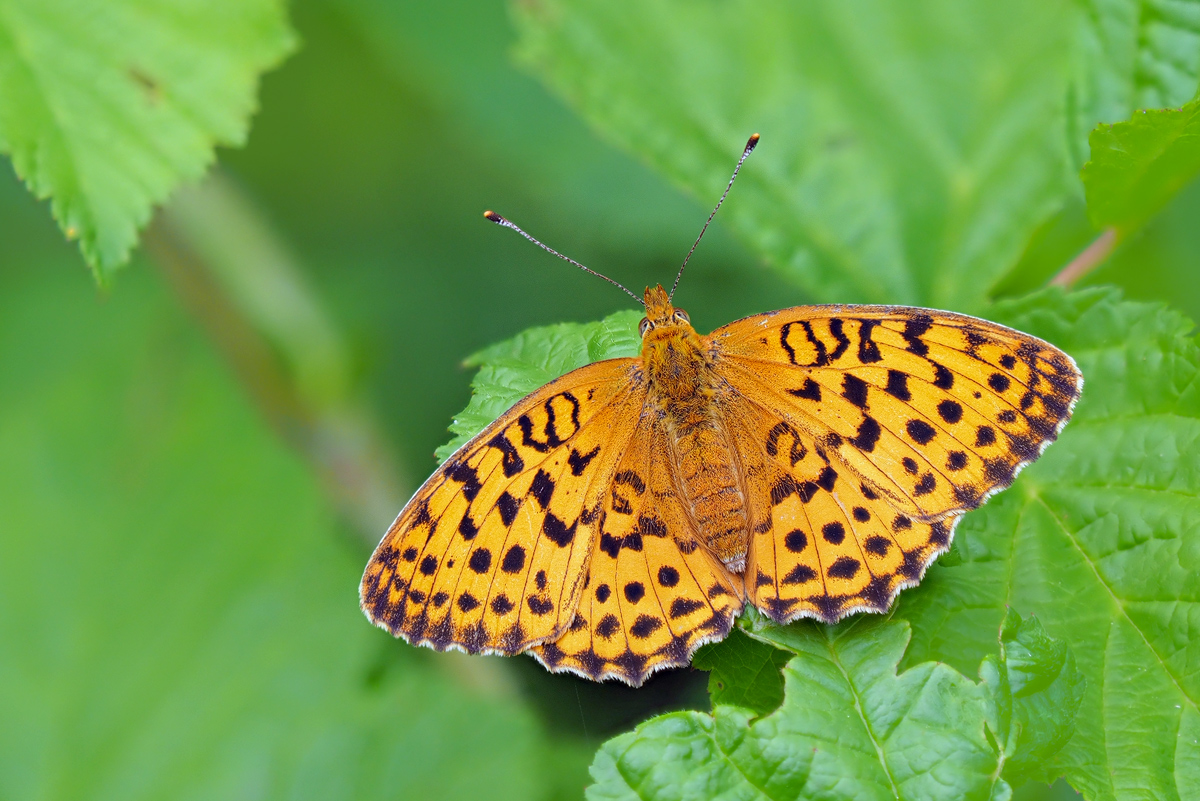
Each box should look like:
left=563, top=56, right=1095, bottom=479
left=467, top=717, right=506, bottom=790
left=361, top=358, right=646, bottom=655
left=530, top=410, right=743, bottom=686
left=711, top=305, right=1081, bottom=623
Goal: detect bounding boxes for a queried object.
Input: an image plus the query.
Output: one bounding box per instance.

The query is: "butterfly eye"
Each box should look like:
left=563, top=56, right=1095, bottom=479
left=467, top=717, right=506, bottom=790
left=639, top=317, right=653, bottom=337
left=673, top=309, right=690, bottom=324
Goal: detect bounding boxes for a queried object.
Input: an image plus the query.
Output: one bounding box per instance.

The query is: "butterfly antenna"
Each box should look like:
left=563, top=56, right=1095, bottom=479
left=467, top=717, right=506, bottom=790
left=483, top=211, right=643, bottom=306
left=669, top=133, right=759, bottom=301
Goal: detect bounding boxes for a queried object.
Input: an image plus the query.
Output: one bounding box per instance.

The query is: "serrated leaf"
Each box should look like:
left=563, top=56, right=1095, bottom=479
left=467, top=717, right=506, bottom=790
left=980, top=611, right=1087, bottom=785
left=1068, top=0, right=1200, bottom=169
left=1082, top=100, right=1200, bottom=234
left=434, top=309, right=641, bottom=462
left=510, top=1, right=1200, bottom=310
left=691, top=628, right=791, bottom=718
left=590, top=611, right=1080, bottom=801
left=0, top=0, right=295, bottom=282
left=898, top=287, right=1200, bottom=801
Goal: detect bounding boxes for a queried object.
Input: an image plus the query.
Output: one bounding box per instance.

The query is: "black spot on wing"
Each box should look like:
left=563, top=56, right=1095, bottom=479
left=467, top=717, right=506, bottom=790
left=487, top=431, right=525, bottom=477
left=781, top=565, right=816, bottom=585
left=932, top=362, right=954, bottom=390
left=529, top=469, right=555, bottom=509
left=885, top=370, right=911, bottom=401
left=857, top=319, right=883, bottom=363
left=842, top=374, right=869, bottom=408
left=787, top=379, right=822, bottom=401
left=568, top=445, right=600, bottom=476
left=906, top=419, right=936, bottom=444
left=527, top=595, right=554, bottom=616
left=629, top=615, right=662, bottom=639
left=902, top=315, right=933, bottom=356
left=444, top=460, right=482, bottom=501
left=497, top=492, right=521, bottom=526
left=468, top=548, right=492, bottom=574
left=848, top=415, right=881, bottom=452
left=669, top=598, right=704, bottom=618
left=543, top=512, right=577, bottom=547
left=827, top=557, right=860, bottom=579
left=828, top=319, right=850, bottom=361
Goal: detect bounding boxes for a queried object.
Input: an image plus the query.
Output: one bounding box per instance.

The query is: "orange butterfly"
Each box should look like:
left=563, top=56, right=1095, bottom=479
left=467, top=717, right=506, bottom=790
left=361, top=135, right=1081, bottom=686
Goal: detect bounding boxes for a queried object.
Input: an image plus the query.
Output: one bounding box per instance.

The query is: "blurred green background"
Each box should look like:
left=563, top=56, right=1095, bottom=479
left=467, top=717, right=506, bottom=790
left=2, top=1, right=1197, bottom=799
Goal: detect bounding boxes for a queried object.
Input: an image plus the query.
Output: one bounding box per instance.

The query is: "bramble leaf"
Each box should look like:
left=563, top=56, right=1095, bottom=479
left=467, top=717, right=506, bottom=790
left=899, top=287, right=1200, bottom=801
left=1082, top=99, right=1200, bottom=234
left=511, top=0, right=1200, bottom=310
left=434, top=309, right=640, bottom=461
left=0, top=0, right=295, bottom=282
left=588, top=610, right=1079, bottom=801
left=690, top=628, right=790, bottom=718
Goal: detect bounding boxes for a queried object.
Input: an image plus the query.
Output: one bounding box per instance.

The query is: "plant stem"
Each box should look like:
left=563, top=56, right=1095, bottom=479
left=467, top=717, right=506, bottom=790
left=1049, top=228, right=1118, bottom=288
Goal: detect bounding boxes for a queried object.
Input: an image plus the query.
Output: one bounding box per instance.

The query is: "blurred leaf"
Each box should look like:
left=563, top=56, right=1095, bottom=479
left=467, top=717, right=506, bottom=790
left=589, top=611, right=1080, bottom=801
left=1068, top=0, right=1200, bottom=169
left=512, top=0, right=1065, bottom=311
left=0, top=0, right=295, bottom=282
left=691, top=628, right=790, bottom=718
left=0, top=267, right=552, bottom=800
left=898, top=287, right=1200, bottom=801
left=435, top=309, right=641, bottom=461
left=1082, top=100, right=1200, bottom=233
left=511, top=0, right=1200, bottom=311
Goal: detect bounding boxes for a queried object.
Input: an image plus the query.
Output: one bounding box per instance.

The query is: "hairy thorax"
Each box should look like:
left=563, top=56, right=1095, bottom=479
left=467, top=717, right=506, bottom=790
left=642, top=323, right=749, bottom=572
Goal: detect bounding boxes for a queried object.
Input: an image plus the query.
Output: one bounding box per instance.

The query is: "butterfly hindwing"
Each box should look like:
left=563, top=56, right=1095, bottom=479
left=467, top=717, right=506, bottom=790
left=723, top=397, right=959, bottom=623
left=360, top=359, right=645, bottom=655
left=531, top=413, right=743, bottom=685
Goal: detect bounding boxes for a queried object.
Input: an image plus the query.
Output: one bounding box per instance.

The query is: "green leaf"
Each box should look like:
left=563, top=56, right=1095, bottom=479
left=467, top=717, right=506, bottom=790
left=1082, top=99, right=1200, bottom=234
left=434, top=309, right=641, bottom=462
left=979, top=611, right=1087, bottom=786
left=898, top=287, right=1200, bottom=801
left=0, top=0, right=295, bottom=282
left=589, top=611, right=1080, bottom=801
left=511, top=0, right=1200, bottom=310
left=0, top=267, right=553, bottom=800
left=510, top=0, right=1071, bottom=311
left=691, top=628, right=791, bottom=718
left=1068, top=0, right=1200, bottom=169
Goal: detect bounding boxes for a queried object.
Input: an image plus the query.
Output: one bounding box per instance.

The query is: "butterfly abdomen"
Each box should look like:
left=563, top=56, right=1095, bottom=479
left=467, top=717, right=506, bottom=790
left=668, top=406, right=749, bottom=573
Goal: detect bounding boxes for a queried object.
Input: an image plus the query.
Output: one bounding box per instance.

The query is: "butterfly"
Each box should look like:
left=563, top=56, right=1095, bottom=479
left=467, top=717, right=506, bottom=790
left=360, top=135, right=1081, bottom=686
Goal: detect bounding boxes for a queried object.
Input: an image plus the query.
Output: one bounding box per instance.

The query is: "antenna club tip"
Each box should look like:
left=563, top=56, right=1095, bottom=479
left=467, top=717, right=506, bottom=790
left=483, top=210, right=503, bottom=223
left=745, top=133, right=760, bottom=152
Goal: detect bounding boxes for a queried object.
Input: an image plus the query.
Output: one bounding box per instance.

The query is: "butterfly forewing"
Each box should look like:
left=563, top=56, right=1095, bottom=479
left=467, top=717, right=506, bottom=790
left=361, top=358, right=645, bottom=655
left=714, top=306, right=1082, bottom=519
left=531, top=414, right=742, bottom=684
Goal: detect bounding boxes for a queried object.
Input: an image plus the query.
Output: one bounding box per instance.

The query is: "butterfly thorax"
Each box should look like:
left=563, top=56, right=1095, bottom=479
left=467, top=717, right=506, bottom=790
left=641, top=285, right=749, bottom=573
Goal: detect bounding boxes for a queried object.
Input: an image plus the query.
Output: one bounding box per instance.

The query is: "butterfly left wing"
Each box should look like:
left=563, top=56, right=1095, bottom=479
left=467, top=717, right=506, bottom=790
left=361, top=358, right=645, bottom=656
left=530, top=410, right=743, bottom=686
left=709, top=304, right=1081, bottom=624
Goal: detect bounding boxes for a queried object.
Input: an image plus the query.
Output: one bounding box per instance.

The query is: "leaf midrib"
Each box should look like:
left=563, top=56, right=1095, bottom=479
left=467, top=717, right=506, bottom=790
left=1031, top=493, right=1200, bottom=715
left=821, top=631, right=903, bottom=800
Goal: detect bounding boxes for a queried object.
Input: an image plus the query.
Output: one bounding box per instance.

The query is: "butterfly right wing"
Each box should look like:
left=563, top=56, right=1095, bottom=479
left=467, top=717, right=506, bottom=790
left=360, top=358, right=645, bottom=656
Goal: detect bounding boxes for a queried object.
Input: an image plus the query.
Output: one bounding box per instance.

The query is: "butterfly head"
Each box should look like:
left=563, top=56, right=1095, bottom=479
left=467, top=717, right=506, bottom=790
left=639, top=284, right=693, bottom=338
